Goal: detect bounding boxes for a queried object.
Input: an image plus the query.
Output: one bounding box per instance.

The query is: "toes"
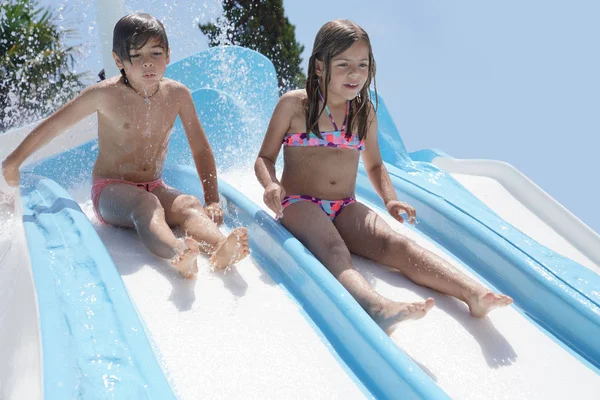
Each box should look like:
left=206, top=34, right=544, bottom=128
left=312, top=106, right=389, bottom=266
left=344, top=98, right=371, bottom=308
left=183, top=237, right=198, bottom=250
left=425, top=297, right=435, bottom=310
left=414, top=299, right=434, bottom=313
left=490, top=293, right=512, bottom=307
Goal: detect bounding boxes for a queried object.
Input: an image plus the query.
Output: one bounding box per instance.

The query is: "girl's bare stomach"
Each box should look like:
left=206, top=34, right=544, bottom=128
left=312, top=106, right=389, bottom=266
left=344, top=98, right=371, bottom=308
left=281, top=147, right=359, bottom=199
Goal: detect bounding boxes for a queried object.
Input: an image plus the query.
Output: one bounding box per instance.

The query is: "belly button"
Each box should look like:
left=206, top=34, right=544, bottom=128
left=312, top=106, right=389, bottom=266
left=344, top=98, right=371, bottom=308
left=329, top=180, right=336, bottom=185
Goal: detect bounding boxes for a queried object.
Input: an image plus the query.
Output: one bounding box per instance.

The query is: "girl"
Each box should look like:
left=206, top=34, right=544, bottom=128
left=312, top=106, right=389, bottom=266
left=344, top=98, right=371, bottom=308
left=255, top=19, right=512, bottom=333
left=2, top=13, right=250, bottom=278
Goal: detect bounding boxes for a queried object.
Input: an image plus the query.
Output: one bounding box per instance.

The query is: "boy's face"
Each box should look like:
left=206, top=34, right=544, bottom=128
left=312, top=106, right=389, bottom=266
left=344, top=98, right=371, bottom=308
left=114, top=37, right=170, bottom=86
left=317, top=40, right=370, bottom=101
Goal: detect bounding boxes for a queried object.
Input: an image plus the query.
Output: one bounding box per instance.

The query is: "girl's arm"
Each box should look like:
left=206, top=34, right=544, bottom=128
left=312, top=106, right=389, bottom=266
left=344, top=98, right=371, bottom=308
left=2, top=85, right=100, bottom=185
left=255, top=92, right=296, bottom=187
left=177, top=86, right=220, bottom=206
left=361, top=104, right=416, bottom=224
left=254, top=91, right=296, bottom=216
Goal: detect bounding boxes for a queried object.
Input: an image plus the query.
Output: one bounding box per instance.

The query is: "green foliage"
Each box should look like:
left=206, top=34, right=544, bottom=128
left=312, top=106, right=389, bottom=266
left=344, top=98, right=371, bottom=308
left=0, top=0, right=85, bottom=131
left=199, top=0, right=305, bottom=94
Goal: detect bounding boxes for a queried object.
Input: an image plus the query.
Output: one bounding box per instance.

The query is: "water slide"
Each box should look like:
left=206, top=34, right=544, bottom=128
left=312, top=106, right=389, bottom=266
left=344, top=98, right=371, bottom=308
left=1, top=46, right=598, bottom=400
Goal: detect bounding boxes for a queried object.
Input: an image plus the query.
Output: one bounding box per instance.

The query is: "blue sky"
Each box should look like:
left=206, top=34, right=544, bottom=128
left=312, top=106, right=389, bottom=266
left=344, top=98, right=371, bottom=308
left=40, top=0, right=599, bottom=233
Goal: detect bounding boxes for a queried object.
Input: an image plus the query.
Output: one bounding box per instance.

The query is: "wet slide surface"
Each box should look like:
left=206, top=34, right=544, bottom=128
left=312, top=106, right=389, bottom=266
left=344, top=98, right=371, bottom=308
left=1, top=129, right=368, bottom=399
left=3, top=44, right=599, bottom=399
left=447, top=172, right=599, bottom=274
left=66, top=183, right=366, bottom=400
left=222, top=169, right=600, bottom=400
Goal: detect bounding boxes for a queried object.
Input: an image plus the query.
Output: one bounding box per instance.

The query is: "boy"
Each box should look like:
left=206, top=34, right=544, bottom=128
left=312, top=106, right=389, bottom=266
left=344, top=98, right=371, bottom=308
left=2, top=13, right=249, bottom=277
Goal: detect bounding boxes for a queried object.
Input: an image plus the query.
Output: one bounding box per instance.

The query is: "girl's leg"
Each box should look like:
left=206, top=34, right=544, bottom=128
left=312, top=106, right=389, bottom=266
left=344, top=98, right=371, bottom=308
left=152, top=186, right=250, bottom=269
left=97, top=183, right=199, bottom=277
left=280, top=200, right=433, bottom=333
left=334, top=202, right=512, bottom=317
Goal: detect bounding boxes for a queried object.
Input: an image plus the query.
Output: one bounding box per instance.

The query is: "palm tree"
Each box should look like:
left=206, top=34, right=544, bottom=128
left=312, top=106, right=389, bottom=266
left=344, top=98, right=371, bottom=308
left=0, top=0, right=86, bottom=132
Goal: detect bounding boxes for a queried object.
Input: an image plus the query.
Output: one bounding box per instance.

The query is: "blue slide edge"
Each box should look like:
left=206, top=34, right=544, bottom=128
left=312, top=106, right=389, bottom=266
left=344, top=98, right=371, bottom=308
left=20, top=176, right=177, bottom=400
left=372, top=92, right=600, bottom=367
left=163, top=164, right=450, bottom=400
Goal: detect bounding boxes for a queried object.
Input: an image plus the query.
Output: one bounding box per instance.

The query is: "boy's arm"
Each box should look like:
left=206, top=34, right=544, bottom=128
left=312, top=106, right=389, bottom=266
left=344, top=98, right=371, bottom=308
left=177, top=87, right=220, bottom=205
left=2, top=84, right=100, bottom=184
left=361, top=104, right=416, bottom=224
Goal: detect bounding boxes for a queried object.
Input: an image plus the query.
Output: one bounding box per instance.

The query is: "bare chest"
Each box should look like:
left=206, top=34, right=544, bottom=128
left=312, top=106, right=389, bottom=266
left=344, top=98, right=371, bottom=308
left=100, top=97, right=177, bottom=145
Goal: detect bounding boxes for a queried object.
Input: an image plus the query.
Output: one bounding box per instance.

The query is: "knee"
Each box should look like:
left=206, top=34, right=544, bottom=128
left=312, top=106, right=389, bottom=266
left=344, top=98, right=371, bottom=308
left=171, top=194, right=203, bottom=215
left=381, top=234, right=416, bottom=258
left=320, top=239, right=352, bottom=269
left=131, top=193, right=163, bottom=224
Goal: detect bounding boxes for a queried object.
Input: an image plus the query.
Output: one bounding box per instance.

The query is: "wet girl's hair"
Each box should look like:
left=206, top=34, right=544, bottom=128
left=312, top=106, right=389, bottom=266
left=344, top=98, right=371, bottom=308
left=305, top=20, right=377, bottom=140
left=112, top=13, right=169, bottom=84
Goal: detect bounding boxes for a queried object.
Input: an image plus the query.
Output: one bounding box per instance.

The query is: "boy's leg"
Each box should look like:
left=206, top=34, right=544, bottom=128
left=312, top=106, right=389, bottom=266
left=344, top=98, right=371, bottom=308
left=334, top=202, right=512, bottom=317
left=151, top=186, right=249, bottom=269
left=97, top=183, right=199, bottom=277
left=280, top=200, right=434, bottom=334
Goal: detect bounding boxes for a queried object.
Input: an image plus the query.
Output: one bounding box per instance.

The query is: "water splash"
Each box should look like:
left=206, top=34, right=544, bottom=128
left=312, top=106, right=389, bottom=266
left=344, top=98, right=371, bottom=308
left=124, top=0, right=221, bottom=60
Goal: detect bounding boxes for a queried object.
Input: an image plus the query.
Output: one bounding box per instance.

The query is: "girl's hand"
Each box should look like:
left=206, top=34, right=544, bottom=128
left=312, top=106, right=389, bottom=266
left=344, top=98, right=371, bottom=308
left=263, top=182, right=286, bottom=219
left=386, top=200, right=417, bottom=225
left=1, top=160, right=20, bottom=187
left=204, top=202, right=224, bottom=226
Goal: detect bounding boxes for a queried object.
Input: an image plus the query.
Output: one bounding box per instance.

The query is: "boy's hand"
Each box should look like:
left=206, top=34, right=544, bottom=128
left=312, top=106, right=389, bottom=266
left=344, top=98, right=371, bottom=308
left=1, top=160, right=20, bottom=187
left=386, top=200, right=417, bottom=225
left=263, top=182, right=286, bottom=219
left=204, top=202, right=224, bottom=226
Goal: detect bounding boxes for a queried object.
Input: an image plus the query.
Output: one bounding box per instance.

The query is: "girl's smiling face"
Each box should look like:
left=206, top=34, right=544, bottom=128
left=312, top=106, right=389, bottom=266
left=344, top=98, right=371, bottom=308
left=318, top=40, right=370, bottom=102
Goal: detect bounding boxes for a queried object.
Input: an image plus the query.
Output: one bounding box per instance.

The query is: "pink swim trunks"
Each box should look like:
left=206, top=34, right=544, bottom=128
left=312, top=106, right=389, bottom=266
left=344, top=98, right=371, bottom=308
left=91, top=177, right=166, bottom=224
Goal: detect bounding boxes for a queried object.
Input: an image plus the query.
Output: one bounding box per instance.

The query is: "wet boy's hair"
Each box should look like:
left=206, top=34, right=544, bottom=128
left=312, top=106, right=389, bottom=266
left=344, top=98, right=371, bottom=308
left=305, top=20, right=377, bottom=141
left=112, top=13, right=169, bottom=83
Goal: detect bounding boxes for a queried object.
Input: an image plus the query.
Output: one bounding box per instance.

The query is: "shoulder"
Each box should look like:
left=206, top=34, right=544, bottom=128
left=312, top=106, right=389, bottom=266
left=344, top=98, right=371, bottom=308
left=277, top=89, right=306, bottom=114
left=280, top=89, right=306, bottom=103
left=161, top=78, right=191, bottom=98
left=70, top=79, right=118, bottom=108
left=366, top=98, right=377, bottom=117
left=366, top=98, right=378, bottom=126
left=84, top=76, right=131, bottom=100
left=161, top=79, right=195, bottom=111
left=161, top=78, right=187, bottom=91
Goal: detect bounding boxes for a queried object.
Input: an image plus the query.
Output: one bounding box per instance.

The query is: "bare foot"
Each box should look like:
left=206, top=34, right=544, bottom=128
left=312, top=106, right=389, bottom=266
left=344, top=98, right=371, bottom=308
left=371, top=297, right=435, bottom=335
left=468, top=291, right=513, bottom=318
left=171, top=237, right=199, bottom=279
left=209, top=227, right=250, bottom=270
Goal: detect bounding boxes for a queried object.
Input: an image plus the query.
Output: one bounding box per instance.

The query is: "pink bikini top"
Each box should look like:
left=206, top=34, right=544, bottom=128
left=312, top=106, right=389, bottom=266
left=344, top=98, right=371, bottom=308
left=282, top=96, right=364, bottom=151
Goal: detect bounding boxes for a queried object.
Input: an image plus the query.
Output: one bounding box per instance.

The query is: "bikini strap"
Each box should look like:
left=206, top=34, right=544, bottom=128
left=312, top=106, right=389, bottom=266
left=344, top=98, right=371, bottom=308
left=318, top=88, right=349, bottom=132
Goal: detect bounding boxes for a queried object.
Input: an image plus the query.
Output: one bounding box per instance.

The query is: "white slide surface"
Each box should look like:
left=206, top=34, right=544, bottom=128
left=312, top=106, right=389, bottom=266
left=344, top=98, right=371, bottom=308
left=432, top=157, right=600, bottom=274
left=0, top=127, right=367, bottom=400
left=222, top=168, right=600, bottom=400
